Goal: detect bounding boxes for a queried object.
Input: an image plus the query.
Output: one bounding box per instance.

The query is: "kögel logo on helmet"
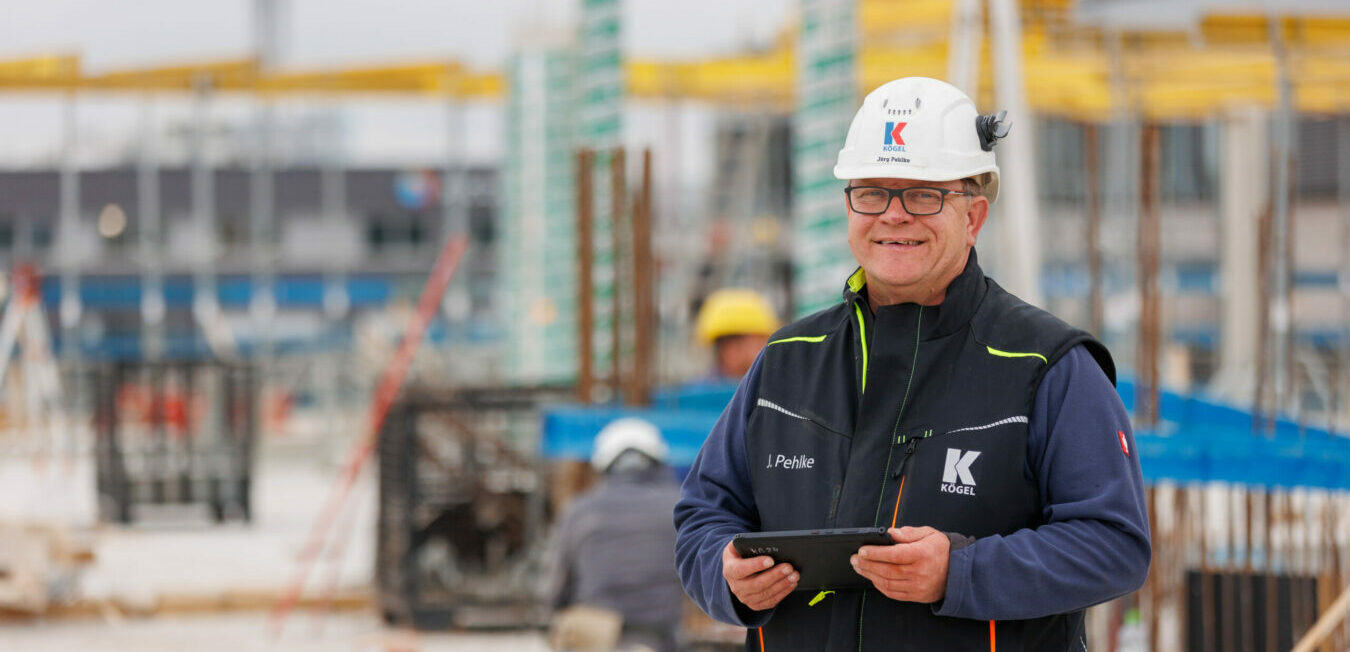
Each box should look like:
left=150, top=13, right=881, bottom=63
left=884, top=121, right=907, bottom=147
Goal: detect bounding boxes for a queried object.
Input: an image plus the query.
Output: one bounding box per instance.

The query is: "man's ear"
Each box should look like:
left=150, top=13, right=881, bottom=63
left=965, top=196, right=989, bottom=245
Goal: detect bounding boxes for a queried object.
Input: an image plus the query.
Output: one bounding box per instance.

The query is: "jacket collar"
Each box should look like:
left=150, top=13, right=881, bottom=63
left=841, top=248, right=987, bottom=340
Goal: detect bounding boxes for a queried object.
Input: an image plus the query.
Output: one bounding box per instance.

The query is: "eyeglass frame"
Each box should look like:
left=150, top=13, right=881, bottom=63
left=843, top=185, right=972, bottom=216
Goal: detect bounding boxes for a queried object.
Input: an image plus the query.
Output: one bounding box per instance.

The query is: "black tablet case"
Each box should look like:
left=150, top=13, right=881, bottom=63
left=731, top=527, right=892, bottom=591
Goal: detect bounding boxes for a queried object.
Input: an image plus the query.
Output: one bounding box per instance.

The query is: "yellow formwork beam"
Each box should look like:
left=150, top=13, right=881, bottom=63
left=260, top=61, right=505, bottom=98
left=261, top=62, right=458, bottom=94
left=87, top=58, right=258, bottom=91
left=858, top=0, right=952, bottom=42
left=0, top=54, right=80, bottom=78
left=0, top=54, right=81, bottom=89
left=629, top=48, right=794, bottom=106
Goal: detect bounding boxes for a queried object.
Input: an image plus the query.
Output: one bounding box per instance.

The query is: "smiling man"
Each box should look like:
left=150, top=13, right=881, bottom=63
left=674, top=77, right=1151, bottom=651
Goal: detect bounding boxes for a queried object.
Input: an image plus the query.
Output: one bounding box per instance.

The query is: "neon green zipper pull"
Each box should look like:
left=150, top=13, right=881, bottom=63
left=808, top=590, right=835, bottom=607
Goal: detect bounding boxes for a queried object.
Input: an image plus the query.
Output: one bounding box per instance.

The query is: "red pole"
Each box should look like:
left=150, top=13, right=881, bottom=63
left=269, top=235, right=469, bottom=638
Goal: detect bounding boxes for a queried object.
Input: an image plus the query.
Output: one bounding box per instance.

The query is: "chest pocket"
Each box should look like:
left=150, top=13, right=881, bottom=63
left=746, top=397, right=851, bottom=531
left=898, top=415, right=1040, bottom=537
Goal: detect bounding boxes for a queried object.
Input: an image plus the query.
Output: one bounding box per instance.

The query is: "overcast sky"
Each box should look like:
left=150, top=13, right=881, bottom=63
left=0, top=0, right=795, bottom=168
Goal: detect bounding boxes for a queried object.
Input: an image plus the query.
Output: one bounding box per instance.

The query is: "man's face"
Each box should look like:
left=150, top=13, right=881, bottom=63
left=715, top=333, right=770, bottom=379
left=845, top=177, right=989, bottom=306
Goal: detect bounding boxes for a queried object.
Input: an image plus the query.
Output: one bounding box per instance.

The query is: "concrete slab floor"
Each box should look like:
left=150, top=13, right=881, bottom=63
left=0, top=612, right=551, bottom=652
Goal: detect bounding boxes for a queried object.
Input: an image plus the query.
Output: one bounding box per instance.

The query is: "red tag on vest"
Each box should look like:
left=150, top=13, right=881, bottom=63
left=1117, top=430, right=1130, bottom=456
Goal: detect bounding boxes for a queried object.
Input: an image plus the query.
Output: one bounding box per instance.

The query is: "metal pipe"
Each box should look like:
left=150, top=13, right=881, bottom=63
left=58, top=91, right=80, bottom=362
left=249, top=100, right=276, bottom=359
left=320, top=100, right=348, bottom=465
left=610, top=147, right=626, bottom=398
left=946, top=0, right=983, bottom=95
left=250, top=0, right=282, bottom=361
left=1137, top=124, right=1161, bottom=427
left=576, top=149, right=595, bottom=403
left=1339, top=117, right=1350, bottom=434
left=1269, top=18, right=1293, bottom=419
left=631, top=148, right=654, bottom=406
left=1084, top=122, right=1103, bottom=336
left=138, top=96, right=164, bottom=362
left=190, top=73, right=230, bottom=360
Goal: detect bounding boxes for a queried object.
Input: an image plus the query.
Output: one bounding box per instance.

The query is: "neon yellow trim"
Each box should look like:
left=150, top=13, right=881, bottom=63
left=767, top=334, right=827, bottom=346
left=854, top=303, right=869, bottom=394
left=846, top=268, right=867, bottom=293
left=809, top=590, right=835, bottom=607
left=985, top=346, right=1048, bottom=364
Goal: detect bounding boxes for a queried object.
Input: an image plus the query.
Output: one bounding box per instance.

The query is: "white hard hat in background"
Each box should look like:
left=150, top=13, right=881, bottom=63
left=834, top=76, right=1005, bottom=203
left=591, top=417, right=669, bottom=471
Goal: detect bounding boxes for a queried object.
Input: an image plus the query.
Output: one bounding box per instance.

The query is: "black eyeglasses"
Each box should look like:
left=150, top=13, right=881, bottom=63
left=844, top=186, right=970, bottom=216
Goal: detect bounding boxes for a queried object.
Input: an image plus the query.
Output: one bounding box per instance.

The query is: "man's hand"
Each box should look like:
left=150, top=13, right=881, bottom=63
left=849, top=526, right=951, bottom=603
left=722, top=540, right=798, bottom=611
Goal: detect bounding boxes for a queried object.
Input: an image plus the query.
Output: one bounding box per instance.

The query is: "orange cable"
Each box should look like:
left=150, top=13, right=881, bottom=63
left=889, top=476, right=906, bottom=528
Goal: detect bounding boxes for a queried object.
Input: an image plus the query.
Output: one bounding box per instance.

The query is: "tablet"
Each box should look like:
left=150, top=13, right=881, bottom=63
left=731, top=527, right=893, bottom=591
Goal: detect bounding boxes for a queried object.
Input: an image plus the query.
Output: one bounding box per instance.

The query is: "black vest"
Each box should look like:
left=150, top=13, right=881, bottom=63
left=745, top=252, right=1114, bottom=652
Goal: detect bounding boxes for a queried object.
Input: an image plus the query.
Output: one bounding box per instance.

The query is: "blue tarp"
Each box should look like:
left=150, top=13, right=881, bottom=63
left=540, top=377, right=1350, bottom=491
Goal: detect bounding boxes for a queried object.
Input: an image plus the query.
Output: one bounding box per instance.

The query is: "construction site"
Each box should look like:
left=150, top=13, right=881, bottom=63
left=1, top=0, right=1349, bottom=650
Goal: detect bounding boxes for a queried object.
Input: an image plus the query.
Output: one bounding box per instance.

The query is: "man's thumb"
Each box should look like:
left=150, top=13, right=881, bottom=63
left=889, top=526, right=929, bottom=543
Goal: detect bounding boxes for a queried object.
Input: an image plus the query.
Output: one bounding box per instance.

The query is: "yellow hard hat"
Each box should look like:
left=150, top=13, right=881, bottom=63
left=695, top=288, right=779, bottom=345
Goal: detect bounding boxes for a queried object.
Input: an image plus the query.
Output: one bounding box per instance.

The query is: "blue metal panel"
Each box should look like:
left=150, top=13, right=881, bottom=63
left=1121, top=377, right=1350, bottom=489
left=540, top=404, right=723, bottom=470
left=541, top=379, right=1350, bottom=491
left=37, top=275, right=395, bottom=311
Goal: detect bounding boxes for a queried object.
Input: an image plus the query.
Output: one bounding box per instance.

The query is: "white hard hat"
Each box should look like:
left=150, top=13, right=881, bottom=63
left=590, top=417, right=669, bottom=471
left=834, top=77, right=1005, bottom=203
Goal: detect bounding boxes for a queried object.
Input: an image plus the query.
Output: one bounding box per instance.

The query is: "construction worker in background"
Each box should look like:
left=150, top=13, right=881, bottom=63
left=541, top=418, right=684, bottom=652
left=694, top=288, right=779, bottom=381
left=674, top=77, right=1151, bottom=650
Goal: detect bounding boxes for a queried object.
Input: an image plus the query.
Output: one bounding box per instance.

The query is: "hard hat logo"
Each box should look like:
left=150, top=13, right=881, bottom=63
left=884, top=121, right=907, bottom=147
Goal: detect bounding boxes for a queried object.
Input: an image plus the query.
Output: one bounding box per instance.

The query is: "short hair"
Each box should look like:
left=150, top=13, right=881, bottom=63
left=961, top=177, right=983, bottom=198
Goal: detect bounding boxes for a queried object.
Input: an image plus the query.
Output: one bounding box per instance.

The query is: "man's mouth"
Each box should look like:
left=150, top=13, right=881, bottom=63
left=876, top=239, right=922, bottom=246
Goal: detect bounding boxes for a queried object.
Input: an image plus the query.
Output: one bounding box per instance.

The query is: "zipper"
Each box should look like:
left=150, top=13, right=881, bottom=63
left=859, top=306, right=924, bottom=652
left=888, top=436, right=919, bottom=528
left=853, top=300, right=870, bottom=394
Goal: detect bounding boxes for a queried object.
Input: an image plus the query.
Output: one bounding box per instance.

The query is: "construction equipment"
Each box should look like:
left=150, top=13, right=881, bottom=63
left=375, top=385, right=571, bottom=629
left=90, top=360, right=258, bottom=523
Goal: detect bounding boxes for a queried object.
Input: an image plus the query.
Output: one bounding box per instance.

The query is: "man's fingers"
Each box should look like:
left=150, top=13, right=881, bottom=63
left=740, top=569, right=797, bottom=606
left=722, top=541, right=784, bottom=580
left=724, top=552, right=774, bottom=580
left=856, top=542, right=915, bottom=565
left=732, top=564, right=798, bottom=610
left=722, top=540, right=797, bottom=610
left=851, top=554, right=905, bottom=579
left=857, top=527, right=942, bottom=564
left=891, top=526, right=934, bottom=543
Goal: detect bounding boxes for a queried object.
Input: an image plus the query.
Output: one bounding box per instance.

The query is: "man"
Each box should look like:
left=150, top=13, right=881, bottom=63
left=694, top=288, right=780, bottom=380
left=542, top=418, right=684, bottom=652
left=673, top=77, right=1150, bottom=651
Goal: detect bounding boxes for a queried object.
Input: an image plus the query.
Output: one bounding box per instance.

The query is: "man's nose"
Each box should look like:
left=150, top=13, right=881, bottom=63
left=877, top=196, right=917, bottom=224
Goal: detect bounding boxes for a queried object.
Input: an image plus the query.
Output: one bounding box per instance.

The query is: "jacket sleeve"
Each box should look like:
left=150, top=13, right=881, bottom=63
left=936, top=344, right=1152, bottom=620
left=538, top=500, right=577, bottom=613
left=673, top=353, right=773, bottom=628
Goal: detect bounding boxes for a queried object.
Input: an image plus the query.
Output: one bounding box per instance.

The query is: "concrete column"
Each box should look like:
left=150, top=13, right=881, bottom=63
left=1212, top=108, right=1268, bottom=402
left=989, top=0, right=1043, bottom=307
